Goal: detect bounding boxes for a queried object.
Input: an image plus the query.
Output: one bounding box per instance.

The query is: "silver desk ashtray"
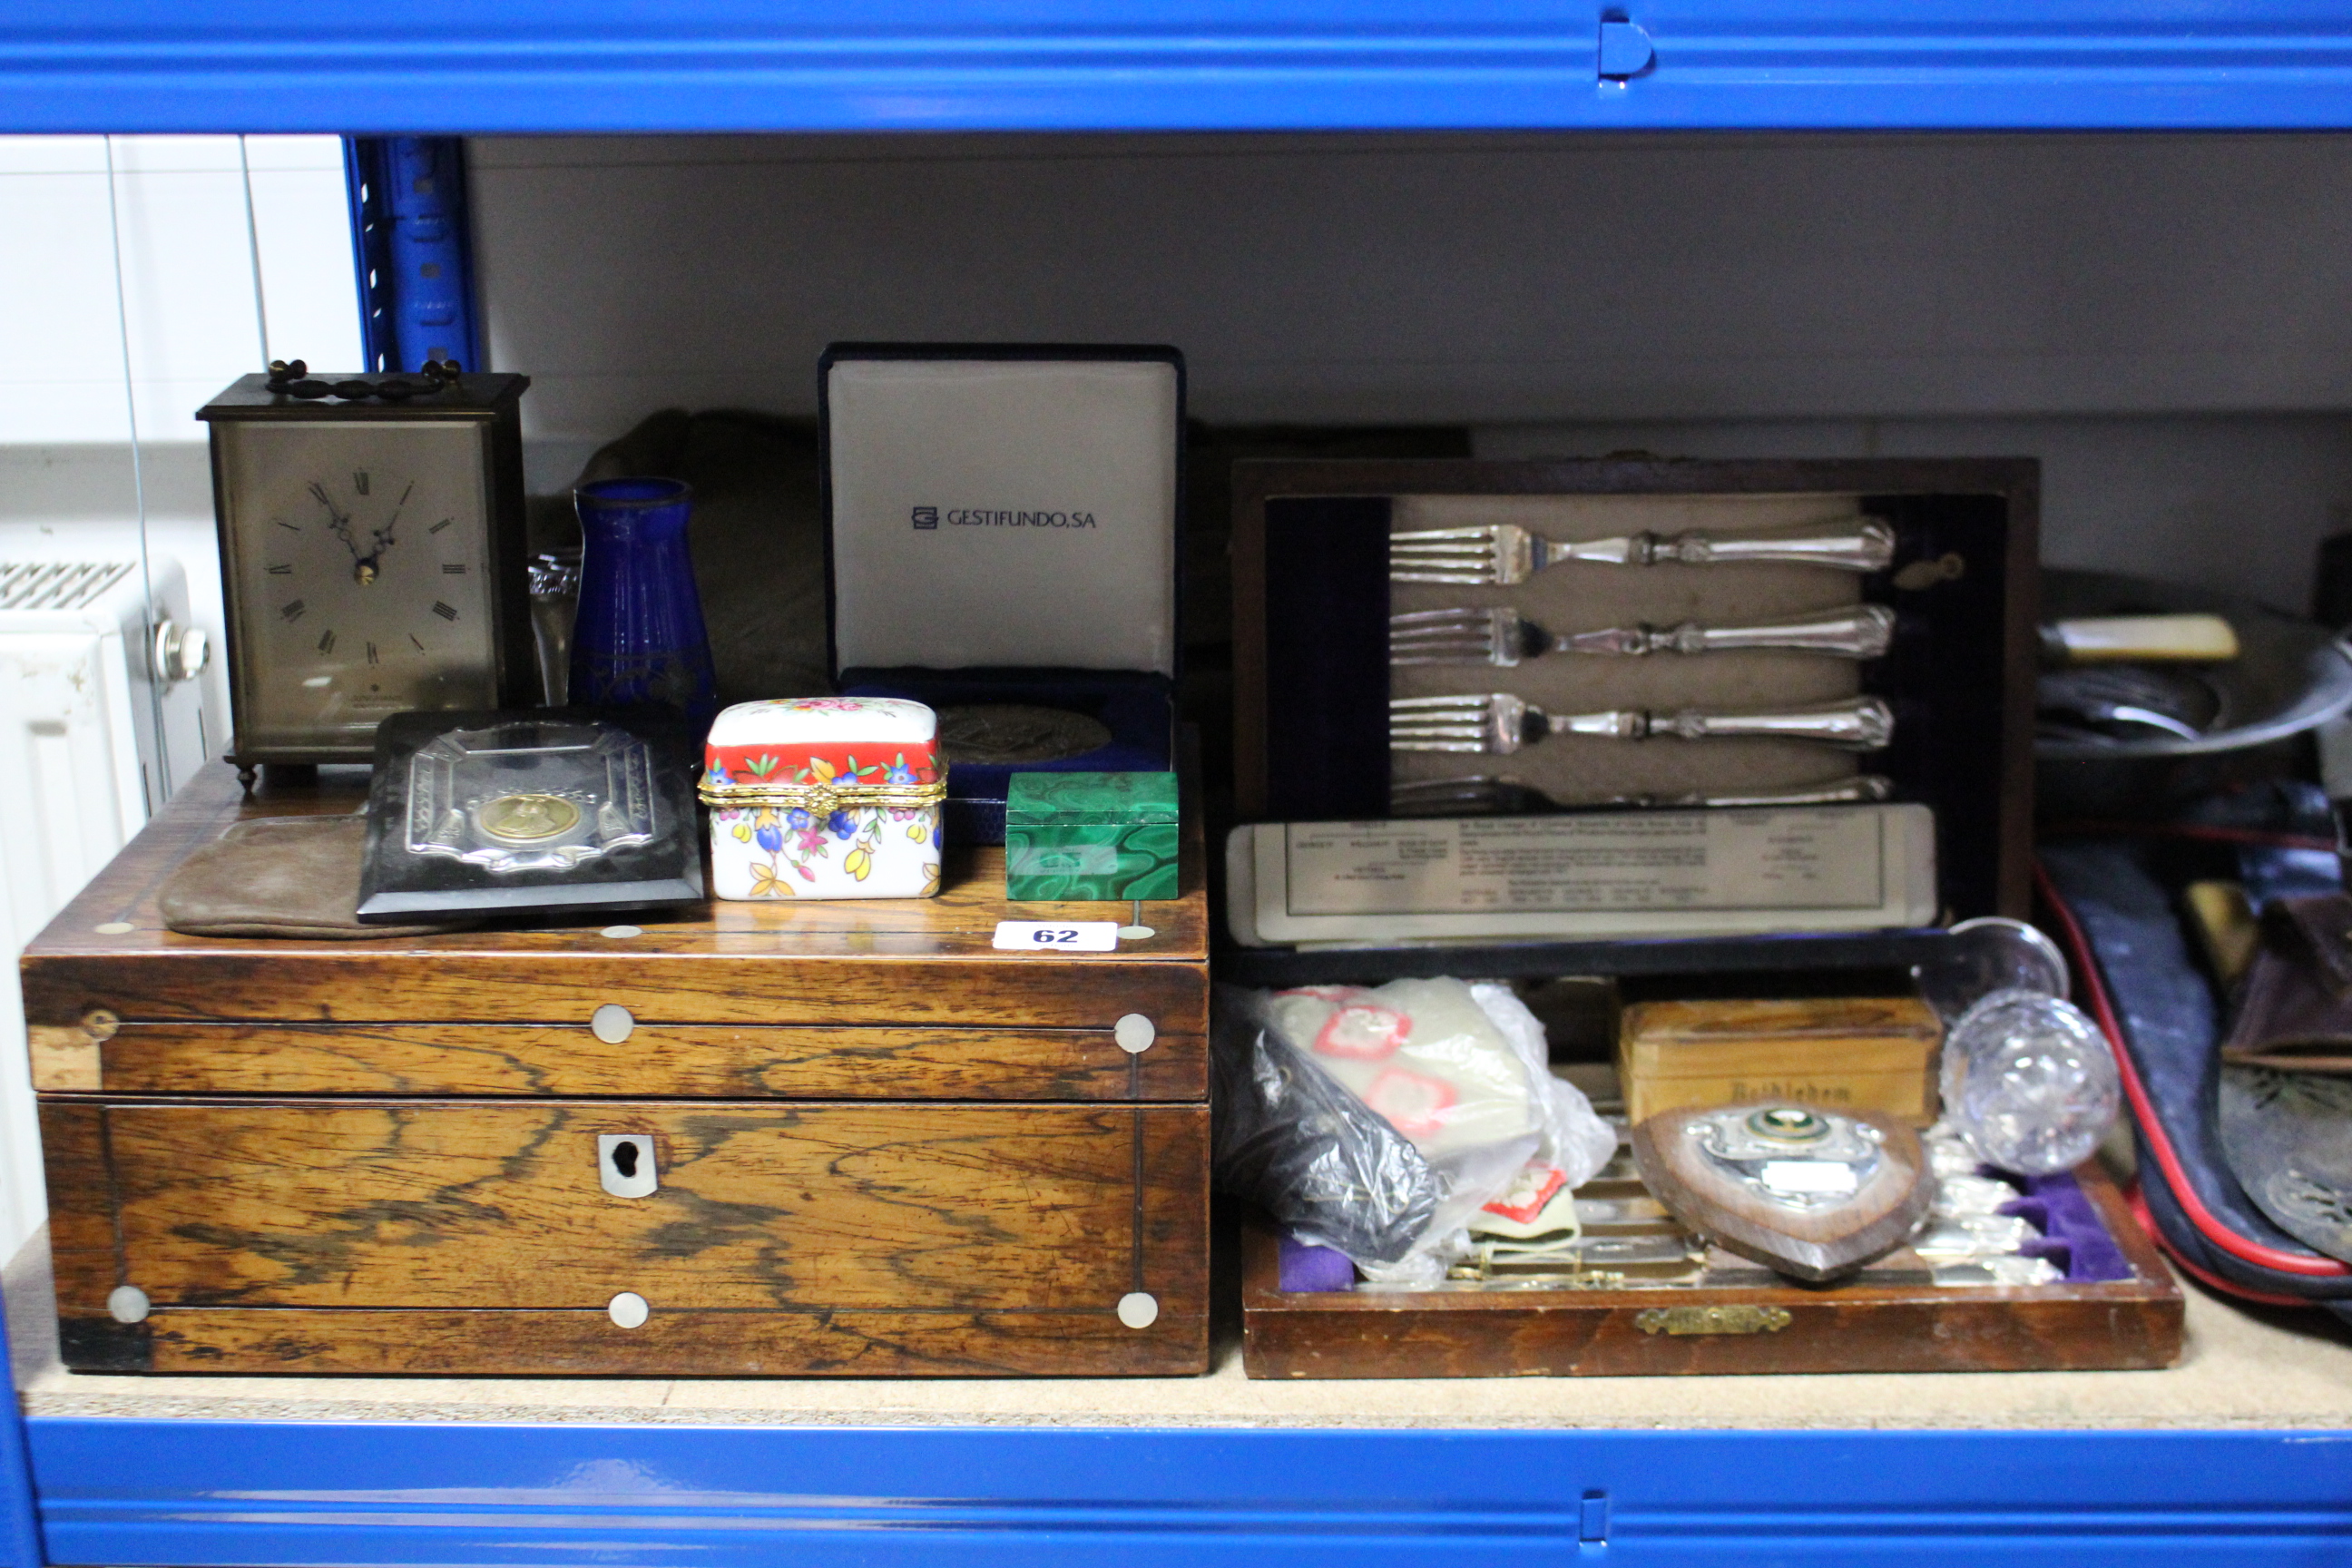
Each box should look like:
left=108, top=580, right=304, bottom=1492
left=406, top=720, right=658, bottom=873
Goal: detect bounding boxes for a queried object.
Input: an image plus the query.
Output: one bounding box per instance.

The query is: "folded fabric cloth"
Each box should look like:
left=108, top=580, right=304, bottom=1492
left=2224, top=892, right=2352, bottom=1072
left=160, top=815, right=470, bottom=940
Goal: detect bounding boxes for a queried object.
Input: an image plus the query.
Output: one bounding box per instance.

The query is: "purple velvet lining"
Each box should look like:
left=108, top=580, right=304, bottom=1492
left=2000, top=1168, right=2136, bottom=1283
left=1277, top=1171, right=2138, bottom=1292
left=1279, top=1234, right=1358, bottom=1292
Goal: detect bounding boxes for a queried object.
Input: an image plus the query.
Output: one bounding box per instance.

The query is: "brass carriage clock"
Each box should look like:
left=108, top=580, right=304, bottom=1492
left=198, top=362, right=533, bottom=777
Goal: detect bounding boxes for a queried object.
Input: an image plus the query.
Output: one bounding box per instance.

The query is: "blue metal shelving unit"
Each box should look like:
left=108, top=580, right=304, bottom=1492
left=345, top=138, right=484, bottom=376
left=17, top=1419, right=2352, bottom=1565
left=0, top=1309, right=42, bottom=1568
left=12, top=2, right=2352, bottom=132
left=9, top=5, right=2352, bottom=1563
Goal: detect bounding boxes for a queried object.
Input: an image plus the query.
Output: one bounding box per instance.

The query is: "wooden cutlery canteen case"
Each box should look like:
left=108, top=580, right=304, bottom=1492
left=1232, top=456, right=2041, bottom=924
left=1223, top=456, right=2183, bottom=1377
left=25, top=765, right=1210, bottom=1377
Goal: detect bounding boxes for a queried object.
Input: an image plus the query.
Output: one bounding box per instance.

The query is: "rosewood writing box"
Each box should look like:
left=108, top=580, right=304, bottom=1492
left=25, top=761, right=1210, bottom=1377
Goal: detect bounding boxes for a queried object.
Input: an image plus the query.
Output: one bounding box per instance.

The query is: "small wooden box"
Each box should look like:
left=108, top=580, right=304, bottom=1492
left=1240, top=1156, right=2182, bottom=1378
left=25, top=762, right=1210, bottom=1377
left=1618, top=995, right=1944, bottom=1126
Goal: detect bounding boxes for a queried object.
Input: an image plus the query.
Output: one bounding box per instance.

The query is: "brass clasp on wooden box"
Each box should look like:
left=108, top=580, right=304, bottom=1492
left=697, top=778, right=947, bottom=818
left=1632, top=1304, right=1794, bottom=1337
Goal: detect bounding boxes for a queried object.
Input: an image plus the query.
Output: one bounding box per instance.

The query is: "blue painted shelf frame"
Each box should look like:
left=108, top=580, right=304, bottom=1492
left=11, top=4, right=2352, bottom=1563
left=13, top=1398, right=2352, bottom=1564
left=14, top=2, right=2352, bottom=132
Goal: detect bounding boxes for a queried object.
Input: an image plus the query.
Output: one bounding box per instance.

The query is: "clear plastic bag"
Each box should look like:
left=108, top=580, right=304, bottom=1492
left=1210, top=985, right=1441, bottom=1267
left=1211, top=976, right=1615, bottom=1284
left=1469, top=981, right=1619, bottom=1183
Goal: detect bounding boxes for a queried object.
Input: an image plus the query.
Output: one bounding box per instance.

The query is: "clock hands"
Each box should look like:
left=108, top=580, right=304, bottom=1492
left=352, top=482, right=418, bottom=585
left=365, top=481, right=415, bottom=568
left=309, top=481, right=363, bottom=564
left=310, top=477, right=415, bottom=586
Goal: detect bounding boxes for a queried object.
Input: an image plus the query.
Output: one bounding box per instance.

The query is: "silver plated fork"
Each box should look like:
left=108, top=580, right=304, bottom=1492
left=1389, top=519, right=1896, bottom=585
left=1390, top=692, right=1896, bottom=753
left=1389, top=603, right=1896, bottom=666
left=1388, top=773, right=1896, bottom=815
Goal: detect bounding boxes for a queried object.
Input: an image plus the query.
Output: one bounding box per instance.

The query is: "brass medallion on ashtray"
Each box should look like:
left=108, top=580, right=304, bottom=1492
left=403, top=720, right=652, bottom=873
left=475, top=791, right=583, bottom=846
left=936, top=703, right=1112, bottom=766
left=1630, top=1102, right=1934, bottom=1282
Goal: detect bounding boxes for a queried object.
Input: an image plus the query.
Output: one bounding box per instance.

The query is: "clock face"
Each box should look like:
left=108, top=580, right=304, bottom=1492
left=218, top=419, right=499, bottom=756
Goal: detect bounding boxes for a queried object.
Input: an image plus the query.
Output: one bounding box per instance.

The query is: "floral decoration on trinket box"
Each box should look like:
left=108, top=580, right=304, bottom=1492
left=700, top=696, right=946, bottom=900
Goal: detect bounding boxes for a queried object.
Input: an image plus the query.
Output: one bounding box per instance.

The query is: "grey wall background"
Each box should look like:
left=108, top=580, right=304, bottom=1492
left=472, top=132, right=2352, bottom=611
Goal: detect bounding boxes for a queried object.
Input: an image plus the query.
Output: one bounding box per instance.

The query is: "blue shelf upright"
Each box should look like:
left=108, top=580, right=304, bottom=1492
left=346, top=137, right=483, bottom=375
left=0, top=1304, right=42, bottom=1568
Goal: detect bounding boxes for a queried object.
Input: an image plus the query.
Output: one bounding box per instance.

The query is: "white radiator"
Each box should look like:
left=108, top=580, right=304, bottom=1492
left=0, top=556, right=215, bottom=1259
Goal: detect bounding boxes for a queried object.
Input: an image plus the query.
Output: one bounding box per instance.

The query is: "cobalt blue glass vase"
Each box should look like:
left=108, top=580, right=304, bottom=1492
left=569, top=477, right=719, bottom=730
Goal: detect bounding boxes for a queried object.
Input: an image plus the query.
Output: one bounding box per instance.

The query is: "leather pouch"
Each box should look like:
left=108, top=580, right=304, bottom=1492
left=2220, top=892, right=2352, bottom=1073
left=160, top=815, right=468, bottom=940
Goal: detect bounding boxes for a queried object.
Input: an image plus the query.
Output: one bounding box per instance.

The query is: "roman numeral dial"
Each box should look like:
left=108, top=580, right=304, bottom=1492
left=221, top=417, right=498, bottom=750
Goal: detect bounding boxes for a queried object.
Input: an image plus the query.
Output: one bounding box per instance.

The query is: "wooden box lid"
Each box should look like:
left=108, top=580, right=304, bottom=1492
left=24, top=763, right=1207, bottom=1069
left=1618, top=995, right=1943, bottom=1126
left=1622, top=995, right=1940, bottom=1063
left=1625, top=995, right=1940, bottom=1043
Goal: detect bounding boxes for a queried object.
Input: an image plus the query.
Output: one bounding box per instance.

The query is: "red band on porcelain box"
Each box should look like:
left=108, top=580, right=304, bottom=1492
left=703, top=743, right=940, bottom=791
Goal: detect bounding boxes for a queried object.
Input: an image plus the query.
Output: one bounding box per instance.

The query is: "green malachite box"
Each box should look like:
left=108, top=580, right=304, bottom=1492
left=1004, top=771, right=1181, bottom=901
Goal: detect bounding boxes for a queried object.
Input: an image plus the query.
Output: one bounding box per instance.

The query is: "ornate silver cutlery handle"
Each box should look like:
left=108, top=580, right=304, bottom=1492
left=1613, top=698, right=1896, bottom=749
left=1607, top=521, right=1895, bottom=572
left=1392, top=693, right=1896, bottom=753
left=1392, top=604, right=1896, bottom=665
left=1563, top=604, right=1896, bottom=658
left=1696, top=774, right=1896, bottom=805
left=1389, top=519, right=1896, bottom=585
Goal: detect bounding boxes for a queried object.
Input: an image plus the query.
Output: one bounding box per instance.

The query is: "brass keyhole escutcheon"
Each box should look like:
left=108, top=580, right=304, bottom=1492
left=598, top=1134, right=658, bottom=1198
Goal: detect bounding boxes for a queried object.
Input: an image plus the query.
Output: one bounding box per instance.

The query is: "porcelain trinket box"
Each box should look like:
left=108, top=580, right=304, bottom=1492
left=701, top=697, right=946, bottom=900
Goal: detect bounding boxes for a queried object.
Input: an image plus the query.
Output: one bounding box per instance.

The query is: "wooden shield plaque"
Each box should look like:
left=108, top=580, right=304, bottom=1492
left=1630, top=1102, right=1933, bottom=1282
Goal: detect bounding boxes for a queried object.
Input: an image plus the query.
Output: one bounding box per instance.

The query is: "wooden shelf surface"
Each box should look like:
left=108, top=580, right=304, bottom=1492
left=12, top=1231, right=2352, bottom=1430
